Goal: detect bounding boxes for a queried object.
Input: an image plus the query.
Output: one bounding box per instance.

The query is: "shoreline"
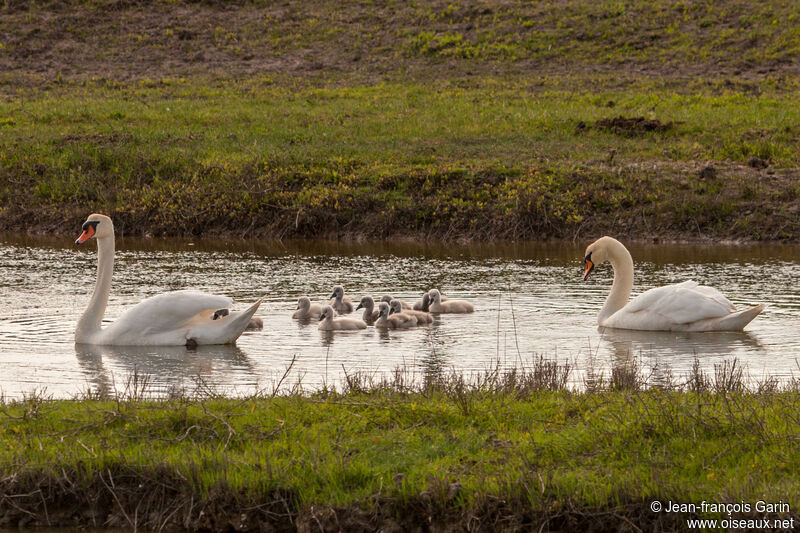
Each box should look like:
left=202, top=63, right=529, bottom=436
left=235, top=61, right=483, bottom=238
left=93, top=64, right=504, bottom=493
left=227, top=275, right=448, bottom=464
left=4, top=227, right=800, bottom=252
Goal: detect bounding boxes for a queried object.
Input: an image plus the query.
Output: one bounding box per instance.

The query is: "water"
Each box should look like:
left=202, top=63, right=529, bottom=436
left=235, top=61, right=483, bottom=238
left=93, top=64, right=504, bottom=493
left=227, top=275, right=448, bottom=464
left=1, top=234, right=798, bottom=399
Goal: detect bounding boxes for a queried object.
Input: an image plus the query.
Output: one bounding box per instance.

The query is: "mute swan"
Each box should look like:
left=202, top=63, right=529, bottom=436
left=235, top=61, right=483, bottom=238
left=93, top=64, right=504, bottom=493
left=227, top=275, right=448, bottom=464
left=375, top=302, right=417, bottom=329
left=381, top=295, right=412, bottom=310
left=74, top=214, right=261, bottom=346
left=389, top=299, right=433, bottom=324
left=329, top=285, right=354, bottom=314
left=428, top=289, right=474, bottom=313
left=293, top=296, right=325, bottom=319
left=318, top=305, right=367, bottom=331
left=582, top=236, right=765, bottom=331
left=413, top=293, right=430, bottom=311
left=246, top=317, right=264, bottom=330
left=413, top=291, right=448, bottom=311
left=355, top=296, right=380, bottom=323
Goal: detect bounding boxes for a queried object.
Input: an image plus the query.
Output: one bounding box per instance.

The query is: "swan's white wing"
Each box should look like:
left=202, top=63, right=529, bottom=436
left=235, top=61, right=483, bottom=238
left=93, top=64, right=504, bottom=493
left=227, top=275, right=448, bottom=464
left=112, top=290, right=232, bottom=335
left=98, top=292, right=261, bottom=346
left=610, top=281, right=735, bottom=329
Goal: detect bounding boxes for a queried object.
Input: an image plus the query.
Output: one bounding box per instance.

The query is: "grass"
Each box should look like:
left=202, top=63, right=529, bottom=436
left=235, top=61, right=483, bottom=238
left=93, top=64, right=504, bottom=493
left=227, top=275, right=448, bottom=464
left=2, top=0, right=800, bottom=80
left=0, top=0, right=799, bottom=241
left=1, top=78, right=799, bottom=241
left=2, top=361, right=800, bottom=530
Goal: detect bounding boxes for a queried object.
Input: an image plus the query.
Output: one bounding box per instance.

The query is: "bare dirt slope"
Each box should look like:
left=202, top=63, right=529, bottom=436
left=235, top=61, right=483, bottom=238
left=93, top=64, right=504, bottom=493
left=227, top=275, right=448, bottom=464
left=2, top=0, right=799, bottom=85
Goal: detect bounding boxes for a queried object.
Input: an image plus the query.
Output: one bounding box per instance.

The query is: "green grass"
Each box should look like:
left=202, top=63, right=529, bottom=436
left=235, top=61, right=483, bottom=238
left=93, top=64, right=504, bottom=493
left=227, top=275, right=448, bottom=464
left=4, top=79, right=800, bottom=170
left=2, top=380, right=800, bottom=529
left=1, top=0, right=799, bottom=241
left=1, top=78, right=799, bottom=240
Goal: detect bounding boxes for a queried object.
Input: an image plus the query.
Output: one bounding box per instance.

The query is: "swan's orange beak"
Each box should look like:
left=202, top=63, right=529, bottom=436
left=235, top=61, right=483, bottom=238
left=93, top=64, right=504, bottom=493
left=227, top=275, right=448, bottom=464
left=75, top=225, right=95, bottom=244
left=583, top=259, right=594, bottom=281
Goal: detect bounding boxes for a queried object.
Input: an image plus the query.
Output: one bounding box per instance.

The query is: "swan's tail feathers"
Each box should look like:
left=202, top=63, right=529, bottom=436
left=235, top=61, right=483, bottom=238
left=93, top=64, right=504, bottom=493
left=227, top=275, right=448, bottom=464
left=229, top=298, right=263, bottom=339
left=713, top=304, right=765, bottom=331
left=195, top=298, right=263, bottom=345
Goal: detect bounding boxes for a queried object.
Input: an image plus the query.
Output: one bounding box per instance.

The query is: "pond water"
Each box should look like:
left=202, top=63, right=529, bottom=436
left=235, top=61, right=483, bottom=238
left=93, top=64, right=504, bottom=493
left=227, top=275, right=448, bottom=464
left=1, top=234, right=798, bottom=399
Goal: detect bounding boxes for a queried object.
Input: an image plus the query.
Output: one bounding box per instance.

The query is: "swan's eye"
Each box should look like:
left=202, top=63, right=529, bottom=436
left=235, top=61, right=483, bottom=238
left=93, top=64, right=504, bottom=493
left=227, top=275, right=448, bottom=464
left=76, top=220, right=100, bottom=244
left=81, top=220, right=100, bottom=232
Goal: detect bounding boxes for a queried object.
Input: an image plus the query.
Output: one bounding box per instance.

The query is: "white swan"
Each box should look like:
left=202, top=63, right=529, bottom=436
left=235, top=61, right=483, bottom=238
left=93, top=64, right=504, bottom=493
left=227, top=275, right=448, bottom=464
left=583, top=236, right=764, bottom=331
left=74, top=214, right=262, bottom=346
left=428, top=289, right=474, bottom=313
left=318, top=305, right=367, bottom=331
left=375, top=302, right=417, bottom=329
left=389, top=299, right=433, bottom=324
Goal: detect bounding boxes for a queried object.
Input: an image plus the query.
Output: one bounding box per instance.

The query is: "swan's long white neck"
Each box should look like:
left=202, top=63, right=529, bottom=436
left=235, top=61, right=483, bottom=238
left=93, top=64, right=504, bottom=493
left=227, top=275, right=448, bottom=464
left=598, top=239, right=634, bottom=324
left=76, top=234, right=114, bottom=341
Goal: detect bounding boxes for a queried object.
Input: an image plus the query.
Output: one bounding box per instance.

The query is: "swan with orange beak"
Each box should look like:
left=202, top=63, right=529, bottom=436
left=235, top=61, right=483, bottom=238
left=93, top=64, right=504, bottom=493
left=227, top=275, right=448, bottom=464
left=74, top=213, right=262, bottom=346
left=582, top=236, right=764, bottom=331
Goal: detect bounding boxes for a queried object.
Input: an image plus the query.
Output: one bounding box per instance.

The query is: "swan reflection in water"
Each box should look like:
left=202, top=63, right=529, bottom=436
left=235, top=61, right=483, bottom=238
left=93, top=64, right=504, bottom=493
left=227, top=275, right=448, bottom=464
left=74, top=343, right=257, bottom=397
left=598, top=326, right=763, bottom=386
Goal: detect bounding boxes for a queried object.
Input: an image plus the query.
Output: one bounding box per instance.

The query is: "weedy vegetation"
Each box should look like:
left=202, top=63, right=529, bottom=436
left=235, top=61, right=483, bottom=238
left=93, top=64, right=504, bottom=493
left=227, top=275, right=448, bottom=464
left=0, top=0, right=798, bottom=241
left=2, top=358, right=799, bottom=531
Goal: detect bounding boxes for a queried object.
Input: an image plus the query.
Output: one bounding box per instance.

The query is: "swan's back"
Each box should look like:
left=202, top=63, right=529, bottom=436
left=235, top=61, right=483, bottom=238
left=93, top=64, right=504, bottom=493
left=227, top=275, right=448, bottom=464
left=390, top=300, right=432, bottom=324
left=318, top=304, right=366, bottom=330
left=377, top=313, right=417, bottom=329
left=605, top=281, right=761, bottom=331
left=95, top=291, right=260, bottom=345
left=293, top=296, right=324, bottom=319
left=623, top=281, right=733, bottom=322
left=428, top=290, right=474, bottom=314
left=116, top=290, right=232, bottom=331
left=382, top=295, right=412, bottom=309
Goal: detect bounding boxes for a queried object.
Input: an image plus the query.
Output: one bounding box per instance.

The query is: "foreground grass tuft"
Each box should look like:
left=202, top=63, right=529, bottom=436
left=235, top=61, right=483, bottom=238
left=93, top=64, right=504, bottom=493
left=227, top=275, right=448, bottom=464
left=2, top=362, right=799, bottom=531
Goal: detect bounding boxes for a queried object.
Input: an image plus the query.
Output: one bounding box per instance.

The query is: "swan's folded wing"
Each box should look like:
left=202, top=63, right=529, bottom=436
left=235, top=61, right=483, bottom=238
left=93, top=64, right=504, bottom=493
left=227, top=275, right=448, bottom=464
left=625, top=281, right=736, bottom=325
left=114, top=290, right=233, bottom=334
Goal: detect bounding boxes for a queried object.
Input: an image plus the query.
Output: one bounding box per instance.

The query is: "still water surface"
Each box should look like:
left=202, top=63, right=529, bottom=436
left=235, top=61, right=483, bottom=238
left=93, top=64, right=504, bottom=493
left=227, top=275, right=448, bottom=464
left=1, top=234, right=798, bottom=399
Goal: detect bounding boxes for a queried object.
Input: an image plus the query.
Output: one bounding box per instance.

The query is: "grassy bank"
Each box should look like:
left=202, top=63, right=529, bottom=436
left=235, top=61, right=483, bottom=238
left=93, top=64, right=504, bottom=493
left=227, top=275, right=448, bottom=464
left=2, top=364, right=800, bottom=531
left=1, top=78, right=799, bottom=241
left=1, top=0, right=799, bottom=241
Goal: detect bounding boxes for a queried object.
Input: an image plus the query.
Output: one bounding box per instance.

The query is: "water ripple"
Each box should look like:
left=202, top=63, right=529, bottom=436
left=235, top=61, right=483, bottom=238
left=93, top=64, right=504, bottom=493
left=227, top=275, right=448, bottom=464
left=1, top=237, right=798, bottom=398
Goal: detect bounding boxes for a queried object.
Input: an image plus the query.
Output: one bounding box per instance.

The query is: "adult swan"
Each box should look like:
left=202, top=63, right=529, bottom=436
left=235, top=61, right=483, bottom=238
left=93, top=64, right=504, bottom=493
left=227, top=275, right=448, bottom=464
left=582, top=236, right=764, bottom=331
left=74, top=214, right=262, bottom=346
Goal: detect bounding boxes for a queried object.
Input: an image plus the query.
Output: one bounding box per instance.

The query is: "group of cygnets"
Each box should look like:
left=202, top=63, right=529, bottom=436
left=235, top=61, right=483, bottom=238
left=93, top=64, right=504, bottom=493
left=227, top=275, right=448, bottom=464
left=293, top=286, right=475, bottom=331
